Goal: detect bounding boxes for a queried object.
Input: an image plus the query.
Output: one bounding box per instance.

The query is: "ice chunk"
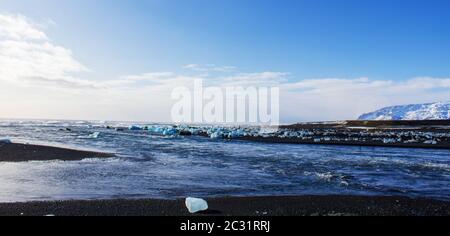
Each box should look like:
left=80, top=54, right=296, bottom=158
left=129, top=125, right=143, bottom=131
left=0, top=138, right=11, bottom=144
left=424, top=140, right=437, bottom=145
left=163, top=128, right=178, bottom=136
left=210, top=132, right=221, bottom=139
left=149, top=126, right=164, bottom=134
left=185, top=197, right=208, bottom=213
left=189, top=128, right=200, bottom=135
left=89, top=132, right=100, bottom=139
left=228, top=130, right=245, bottom=139
left=147, top=126, right=179, bottom=136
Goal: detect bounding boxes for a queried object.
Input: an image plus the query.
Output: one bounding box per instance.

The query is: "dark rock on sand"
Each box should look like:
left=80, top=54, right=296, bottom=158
left=179, top=131, right=192, bottom=136
left=0, top=143, right=114, bottom=162
left=0, top=196, right=447, bottom=216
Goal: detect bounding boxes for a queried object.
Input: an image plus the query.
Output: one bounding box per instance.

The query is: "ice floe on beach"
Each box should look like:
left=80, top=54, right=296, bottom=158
left=129, top=125, right=143, bottom=131
left=185, top=197, right=209, bottom=213
left=115, top=123, right=450, bottom=147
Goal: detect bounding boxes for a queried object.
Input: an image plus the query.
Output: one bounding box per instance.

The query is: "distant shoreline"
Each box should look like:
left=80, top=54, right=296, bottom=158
left=264, top=120, right=450, bottom=150
left=0, top=195, right=448, bottom=216
left=0, top=143, right=114, bottom=162
left=239, top=136, right=450, bottom=150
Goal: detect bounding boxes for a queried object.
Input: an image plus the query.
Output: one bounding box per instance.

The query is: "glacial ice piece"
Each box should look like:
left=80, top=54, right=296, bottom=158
left=129, top=125, right=143, bottom=131
left=149, top=126, right=164, bottom=134
left=210, top=132, right=221, bottom=139
left=0, top=138, right=11, bottom=144
left=163, top=128, right=178, bottom=136
left=89, top=132, right=100, bottom=139
left=189, top=128, right=200, bottom=135
left=228, top=130, right=245, bottom=139
left=185, top=197, right=208, bottom=213
left=424, top=140, right=437, bottom=145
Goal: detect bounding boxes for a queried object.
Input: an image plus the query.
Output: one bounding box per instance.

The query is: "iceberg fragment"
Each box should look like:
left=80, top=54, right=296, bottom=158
left=129, top=125, right=143, bottom=131
left=89, top=132, right=101, bottom=139
left=0, top=138, right=11, bottom=144
left=147, top=125, right=179, bottom=136
left=149, top=126, right=164, bottom=134
left=163, top=128, right=178, bottom=136
left=210, top=132, right=222, bottom=139
left=185, top=197, right=208, bottom=213
left=228, top=129, right=245, bottom=139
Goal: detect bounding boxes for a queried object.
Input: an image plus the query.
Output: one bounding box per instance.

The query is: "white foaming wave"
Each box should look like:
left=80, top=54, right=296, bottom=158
left=420, top=162, right=450, bottom=172
left=303, top=171, right=350, bottom=186
left=304, top=171, right=333, bottom=181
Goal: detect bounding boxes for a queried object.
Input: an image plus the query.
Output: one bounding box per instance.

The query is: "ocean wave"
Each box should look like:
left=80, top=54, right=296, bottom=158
left=303, top=171, right=350, bottom=186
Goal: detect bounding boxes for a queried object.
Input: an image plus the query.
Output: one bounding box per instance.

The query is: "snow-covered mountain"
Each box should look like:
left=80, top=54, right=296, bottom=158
left=358, top=102, right=450, bottom=120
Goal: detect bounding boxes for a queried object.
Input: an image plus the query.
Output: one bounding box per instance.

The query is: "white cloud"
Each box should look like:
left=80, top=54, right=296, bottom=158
left=108, top=73, right=450, bottom=122
left=0, top=14, right=90, bottom=89
left=182, top=64, right=237, bottom=72
left=0, top=14, right=48, bottom=40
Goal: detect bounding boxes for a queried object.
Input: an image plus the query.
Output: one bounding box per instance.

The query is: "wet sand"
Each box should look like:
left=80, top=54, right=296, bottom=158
left=0, top=143, right=114, bottom=162
left=0, top=196, right=448, bottom=216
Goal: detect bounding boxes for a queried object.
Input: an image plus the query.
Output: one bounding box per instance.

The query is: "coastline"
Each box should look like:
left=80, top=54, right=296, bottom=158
left=249, top=120, right=450, bottom=149
left=0, top=135, right=447, bottom=216
left=240, top=136, right=450, bottom=150
left=0, top=196, right=448, bottom=216
left=0, top=143, right=114, bottom=162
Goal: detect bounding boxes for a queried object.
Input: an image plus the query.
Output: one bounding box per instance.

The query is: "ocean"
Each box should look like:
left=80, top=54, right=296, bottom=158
left=0, top=119, right=449, bottom=202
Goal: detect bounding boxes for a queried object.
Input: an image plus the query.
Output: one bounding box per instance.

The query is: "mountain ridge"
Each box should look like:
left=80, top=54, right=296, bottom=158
left=358, top=102, right=450, bottom=120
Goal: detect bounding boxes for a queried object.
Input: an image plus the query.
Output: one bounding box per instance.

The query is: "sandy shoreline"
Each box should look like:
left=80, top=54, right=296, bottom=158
left=0, top=196, right=448, bottom=216
left=0, top=143, right=114, bottom=162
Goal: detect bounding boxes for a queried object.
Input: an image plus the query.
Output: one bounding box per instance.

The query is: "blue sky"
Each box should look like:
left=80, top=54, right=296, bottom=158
left=2, top=0, right=450, bottom=80
left=0, top=0, right=449, bottom=122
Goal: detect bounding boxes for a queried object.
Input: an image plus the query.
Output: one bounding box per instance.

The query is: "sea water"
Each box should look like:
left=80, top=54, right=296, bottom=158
left=0, top=119, right=448, bottom=202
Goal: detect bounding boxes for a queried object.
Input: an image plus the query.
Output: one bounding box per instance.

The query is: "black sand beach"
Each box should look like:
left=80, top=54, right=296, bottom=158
left=0, top=143, right=114, bottom=162
left=253, top=120, right=450, bottom=149
left=0, top=196, right=448, bottom=216
left=240, top=136, right=450, bottom=149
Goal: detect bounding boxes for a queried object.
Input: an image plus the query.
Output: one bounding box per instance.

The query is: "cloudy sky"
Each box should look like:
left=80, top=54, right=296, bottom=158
left=0, top=0, right=449, bottom=123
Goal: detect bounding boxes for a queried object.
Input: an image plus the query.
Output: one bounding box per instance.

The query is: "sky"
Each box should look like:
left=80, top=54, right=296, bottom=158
left=0, top=0, right=449, bottom=122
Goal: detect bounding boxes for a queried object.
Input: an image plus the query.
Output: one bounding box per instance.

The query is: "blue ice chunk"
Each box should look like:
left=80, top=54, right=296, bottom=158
left=228, top=129, right=245, bottom=139
left=0, top=138, right=11, bottom=144
left=163, top=128, right=178, bottom=136
left=150, top=126, right=164, bottom=133
left=189, top=128, right=200, bottom=135
left=185, top=197, right=208, bottom=213
left=129, top=125, right=143, bottom=131
left=210, top=131, right=222, bottom=139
